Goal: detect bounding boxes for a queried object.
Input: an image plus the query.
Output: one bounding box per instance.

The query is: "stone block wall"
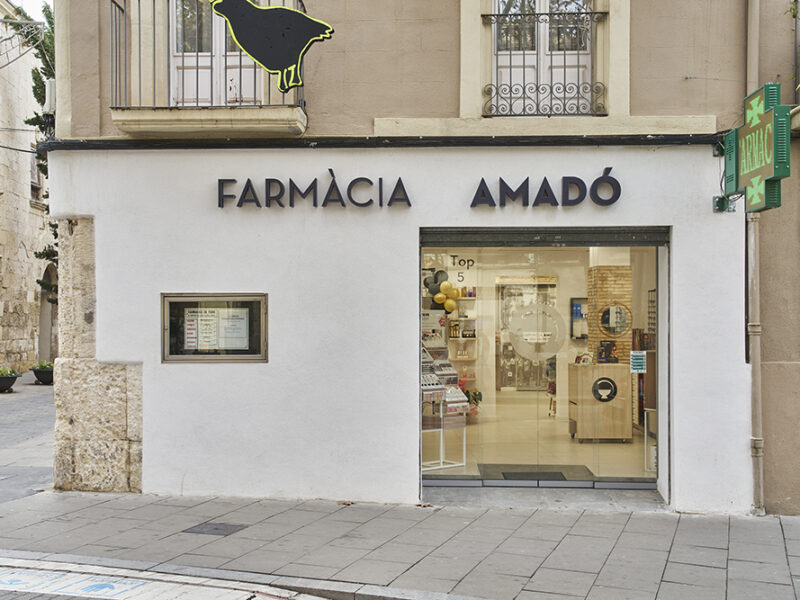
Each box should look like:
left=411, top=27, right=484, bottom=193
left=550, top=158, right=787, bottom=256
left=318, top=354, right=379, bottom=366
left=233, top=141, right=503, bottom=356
left=587, top=266, right=633, bottom=364
left=0, top=14, right=53, bottom=370
left=54, top=218, right=142, bottom=492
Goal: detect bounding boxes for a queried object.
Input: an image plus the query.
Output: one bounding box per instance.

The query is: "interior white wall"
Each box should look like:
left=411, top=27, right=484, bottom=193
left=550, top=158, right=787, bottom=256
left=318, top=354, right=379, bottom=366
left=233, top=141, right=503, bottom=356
left=48, top=145, right=751, bottom=512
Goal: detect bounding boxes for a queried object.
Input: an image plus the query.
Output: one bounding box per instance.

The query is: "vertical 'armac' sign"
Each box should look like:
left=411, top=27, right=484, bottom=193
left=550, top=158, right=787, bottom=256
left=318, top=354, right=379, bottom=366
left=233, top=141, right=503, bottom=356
left=724, top=83, right=790, bottom=212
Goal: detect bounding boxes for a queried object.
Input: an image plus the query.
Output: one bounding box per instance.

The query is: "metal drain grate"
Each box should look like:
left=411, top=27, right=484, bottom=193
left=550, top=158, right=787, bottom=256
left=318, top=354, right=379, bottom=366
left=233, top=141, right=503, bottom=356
left=182, top=522, right=248, bottom=536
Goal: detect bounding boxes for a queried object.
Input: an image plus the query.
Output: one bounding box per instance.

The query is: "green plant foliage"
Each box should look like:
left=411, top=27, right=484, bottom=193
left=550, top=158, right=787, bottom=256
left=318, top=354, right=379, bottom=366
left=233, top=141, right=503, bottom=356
left=32, top=361, right=53, bottom=370
left=0, top=367, right=20, bottom=377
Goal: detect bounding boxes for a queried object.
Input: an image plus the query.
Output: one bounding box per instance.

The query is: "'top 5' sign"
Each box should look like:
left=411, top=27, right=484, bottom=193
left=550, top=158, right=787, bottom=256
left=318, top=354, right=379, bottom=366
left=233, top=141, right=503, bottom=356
left=724, top=83, right=790, bottom=212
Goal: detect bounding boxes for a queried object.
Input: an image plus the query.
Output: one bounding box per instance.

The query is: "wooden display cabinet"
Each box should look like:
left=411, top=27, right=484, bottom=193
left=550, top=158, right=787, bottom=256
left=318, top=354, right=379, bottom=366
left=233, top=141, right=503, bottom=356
left=568, top=363, right=632, bottom=442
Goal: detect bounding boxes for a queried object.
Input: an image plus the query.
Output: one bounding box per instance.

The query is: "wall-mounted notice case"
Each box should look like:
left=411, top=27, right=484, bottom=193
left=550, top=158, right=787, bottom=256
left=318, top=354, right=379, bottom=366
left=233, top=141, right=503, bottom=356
left=161, top=293, right=268, bottom=362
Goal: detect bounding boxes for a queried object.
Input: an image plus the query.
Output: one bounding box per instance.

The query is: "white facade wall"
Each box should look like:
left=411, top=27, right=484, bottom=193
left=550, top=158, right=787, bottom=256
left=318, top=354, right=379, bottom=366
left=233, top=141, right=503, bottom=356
left=49, top=145, right=752, bottom=512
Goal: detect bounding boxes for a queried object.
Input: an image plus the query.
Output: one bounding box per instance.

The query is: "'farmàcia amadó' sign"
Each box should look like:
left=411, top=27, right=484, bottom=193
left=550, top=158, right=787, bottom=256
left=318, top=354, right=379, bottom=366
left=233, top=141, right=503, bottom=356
left=724, top=83, right=790, bottom=212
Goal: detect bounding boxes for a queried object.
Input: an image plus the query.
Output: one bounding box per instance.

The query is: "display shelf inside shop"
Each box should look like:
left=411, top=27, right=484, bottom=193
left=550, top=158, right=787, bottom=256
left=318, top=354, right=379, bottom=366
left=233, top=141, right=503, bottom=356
left=421, top=384, right=467, bottom=471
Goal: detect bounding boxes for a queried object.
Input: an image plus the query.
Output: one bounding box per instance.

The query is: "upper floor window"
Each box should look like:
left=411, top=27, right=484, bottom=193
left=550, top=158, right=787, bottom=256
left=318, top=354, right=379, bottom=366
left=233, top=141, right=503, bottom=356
left=109, top=0, right=303, bottom=110
left=483, top=0, right=607, bottom=117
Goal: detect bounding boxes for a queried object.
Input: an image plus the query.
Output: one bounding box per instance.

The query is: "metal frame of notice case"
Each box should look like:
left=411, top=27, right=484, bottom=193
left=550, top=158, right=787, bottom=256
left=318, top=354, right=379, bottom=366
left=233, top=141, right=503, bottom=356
left=161, top=293, right=268, bottom=363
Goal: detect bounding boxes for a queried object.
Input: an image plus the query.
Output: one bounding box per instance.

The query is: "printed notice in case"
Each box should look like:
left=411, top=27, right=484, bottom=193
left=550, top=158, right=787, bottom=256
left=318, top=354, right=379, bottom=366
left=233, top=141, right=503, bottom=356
left=185, top=308, right=249, bottom=351
left=630, top=350, right=647, bottom=374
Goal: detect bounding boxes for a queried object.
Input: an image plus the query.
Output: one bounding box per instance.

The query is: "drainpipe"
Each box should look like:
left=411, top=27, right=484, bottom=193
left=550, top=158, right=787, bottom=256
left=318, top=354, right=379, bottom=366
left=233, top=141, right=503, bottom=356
left=747, top=0, right=760, bottom=94
left=748, top=213, right=764, bottom=514
left=746, top=0, right=765, bottom=515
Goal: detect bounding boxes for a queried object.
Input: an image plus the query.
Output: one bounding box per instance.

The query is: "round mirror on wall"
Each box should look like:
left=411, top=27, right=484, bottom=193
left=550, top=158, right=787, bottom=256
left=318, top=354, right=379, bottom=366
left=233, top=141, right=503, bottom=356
left=600, top=305, right=632, bottom=337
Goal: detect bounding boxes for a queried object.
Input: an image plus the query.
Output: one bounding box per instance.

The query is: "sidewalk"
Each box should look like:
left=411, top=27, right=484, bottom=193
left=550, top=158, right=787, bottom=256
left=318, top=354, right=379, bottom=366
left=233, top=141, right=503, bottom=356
left=0, top=489, right=798, bottom=600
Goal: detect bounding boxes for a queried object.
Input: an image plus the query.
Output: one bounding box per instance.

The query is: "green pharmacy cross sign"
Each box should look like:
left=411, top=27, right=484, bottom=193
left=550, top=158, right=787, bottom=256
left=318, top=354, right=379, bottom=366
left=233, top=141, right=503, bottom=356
left=724, top=83, right=790, bottom=212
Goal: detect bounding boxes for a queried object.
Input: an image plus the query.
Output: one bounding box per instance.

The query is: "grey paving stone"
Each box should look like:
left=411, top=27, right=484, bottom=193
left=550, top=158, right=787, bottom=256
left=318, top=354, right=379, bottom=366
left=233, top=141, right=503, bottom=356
left=623, top=513, right=679, bottom=536
left=294, top=500, right=342, bottom=514
left=525, top=509, right=583, bottom=527
left=672, top=515, right=729, bottom=549
left=398, top=554, right=480, bottom=581
left=540, top=534, right=616, bottom=573
left=413, top=516, right=475, bottom=533
left=655, top=582, right=725, bottom=600
left=177, top=498, right=257, bottom=519
left=452, top=525, right=513, bottom=545
left=295, top=544, right=370, bottom=569
left=451, top=571, right=527, bottom=600
left=505, top=523, right=570, bottom=542
left=516, top=592, right=582, bottom=600
left=594, top=547, right=668, bottom=593
left=728, top=540, right=788, bottom=564
left=381, top=506, right=437, bottom=522
left=152, top=563, right=279, bottom=584
left=111, top=531, right=220, bottom=562
left=229, top=521, right=300, bottom=541
left=274, top=562, right=342, bottom=579
left=189, top=533, right=266, bottom=558
left=789, top=554, right=800, bottom=575
left=152, top=495, right=214, bottom=508
left=3, top=516, right=95, bottom=541
left=668, top=544, right=728, bottom=569
left=261, top=509, right=329, bottom=528
left=525, top=567, right=597, bottom=596
left=727, top=558, right=792, bottom=584
left=43, top=552, right=158, bottom=570
left=469, top=509, right=529, bottom=531
left=363, top=543, right=433, bottom=564
left=587, top=586, right=656, bottom=600
left=115, top=503, right=187, bottom=521
left=334, top=558, right=413, bottom=585
left=220, top=547, right=295, bottom=573
left=168, top=552, right=231, bottom=568
left=272, top=576, right=361, bottom=600
left=429, top=539, right=498, bottom=561
left=729, top=516, right=784, bottom=546
left=780, top=515, right=800, bottom=540
left=94, top=526, right=170, bottom=548
left=473, top=552, right=543, bottom=578
left=785, top=538, right=800, bottom=556
left=391, top=526, right=458, bottom=547
left=328, top=505, right=392, bottom=523
left=495, top=536, right=558, bottom=558
left=726, top=578, right=796, bottom=600
left=137, top=514, right=211, bottom=534
left=387, top=574, right=458, bottom=594
left=262, top=533, right=329, bottom=555
left=615, top=531, right=674, bottom=552
left=662, top=562, right=727, bottom=588
left=293, top=518, right=362, bottom=541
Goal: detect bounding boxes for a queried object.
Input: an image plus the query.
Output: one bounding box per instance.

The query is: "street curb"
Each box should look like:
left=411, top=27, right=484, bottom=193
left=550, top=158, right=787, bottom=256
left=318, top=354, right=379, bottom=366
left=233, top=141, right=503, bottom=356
left=0, top=550, right=485, bottom=600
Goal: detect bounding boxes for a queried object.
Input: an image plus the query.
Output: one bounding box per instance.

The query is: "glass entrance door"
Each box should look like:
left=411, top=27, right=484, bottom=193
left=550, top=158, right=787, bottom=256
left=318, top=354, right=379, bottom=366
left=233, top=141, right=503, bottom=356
left=420, top=243, right=659, bottom=486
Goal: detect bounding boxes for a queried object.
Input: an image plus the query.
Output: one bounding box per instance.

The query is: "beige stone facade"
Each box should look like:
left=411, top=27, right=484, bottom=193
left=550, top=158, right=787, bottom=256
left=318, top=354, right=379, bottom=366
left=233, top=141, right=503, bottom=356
left=0, top=2, right=54, bottom=370
left=50, top=0, right=800, bottom=511
left=53, top=218, right=142, bottom=493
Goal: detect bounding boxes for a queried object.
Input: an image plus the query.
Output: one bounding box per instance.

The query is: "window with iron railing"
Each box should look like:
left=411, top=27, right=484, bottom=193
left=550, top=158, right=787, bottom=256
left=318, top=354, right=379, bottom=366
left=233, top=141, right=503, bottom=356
left=110, top=0, right=305, bottom=109
left=482, top=0, right=607, bottom=117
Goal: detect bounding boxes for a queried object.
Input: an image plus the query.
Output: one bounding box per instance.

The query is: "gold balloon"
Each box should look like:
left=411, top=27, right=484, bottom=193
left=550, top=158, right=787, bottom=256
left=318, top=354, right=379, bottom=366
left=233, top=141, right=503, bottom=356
left=434, top=292, right=446, bottom=304
left=446, top=288, right=459, bottom=299
left=444, top=299, right=457, bottom=313
left=440, top=281, right=453, bottom=292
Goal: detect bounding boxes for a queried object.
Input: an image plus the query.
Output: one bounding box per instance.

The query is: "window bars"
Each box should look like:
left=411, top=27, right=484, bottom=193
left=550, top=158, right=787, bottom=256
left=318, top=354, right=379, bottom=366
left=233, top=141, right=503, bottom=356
left=482, top=1, right=608, bottom=117
left=109, top=0, right=304, bottom=109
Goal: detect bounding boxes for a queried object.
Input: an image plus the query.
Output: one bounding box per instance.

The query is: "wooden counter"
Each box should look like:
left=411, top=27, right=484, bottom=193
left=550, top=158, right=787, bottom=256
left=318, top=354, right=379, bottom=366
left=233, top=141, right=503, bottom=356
left=568, top=364, right=632, bottom=442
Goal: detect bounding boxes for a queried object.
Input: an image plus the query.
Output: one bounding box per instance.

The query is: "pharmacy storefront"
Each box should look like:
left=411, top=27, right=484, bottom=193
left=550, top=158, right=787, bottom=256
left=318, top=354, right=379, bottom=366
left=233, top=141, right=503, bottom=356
left=49, top=142, right=751, bottom=513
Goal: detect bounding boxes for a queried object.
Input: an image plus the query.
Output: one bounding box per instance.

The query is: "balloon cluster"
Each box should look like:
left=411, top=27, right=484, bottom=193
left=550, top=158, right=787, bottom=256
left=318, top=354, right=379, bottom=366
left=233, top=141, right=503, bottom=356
left=423, top=270, right=461, bottom=313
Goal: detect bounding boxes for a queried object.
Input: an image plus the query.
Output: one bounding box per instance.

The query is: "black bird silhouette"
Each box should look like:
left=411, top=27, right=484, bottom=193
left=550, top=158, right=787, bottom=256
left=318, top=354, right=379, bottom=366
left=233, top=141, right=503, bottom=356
left=211, top=0, right=333, bottom=93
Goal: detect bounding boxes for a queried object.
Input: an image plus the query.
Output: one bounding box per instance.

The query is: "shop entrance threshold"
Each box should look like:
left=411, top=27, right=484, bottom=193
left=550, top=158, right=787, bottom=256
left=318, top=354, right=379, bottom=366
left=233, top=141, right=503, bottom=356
left=422, top=478, right=656, bottom=490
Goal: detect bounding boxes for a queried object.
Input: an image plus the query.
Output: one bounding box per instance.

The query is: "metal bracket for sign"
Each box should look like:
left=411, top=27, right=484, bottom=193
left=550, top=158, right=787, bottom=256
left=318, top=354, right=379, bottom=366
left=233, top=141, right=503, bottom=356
left=713, top=195, right=738, bottom=213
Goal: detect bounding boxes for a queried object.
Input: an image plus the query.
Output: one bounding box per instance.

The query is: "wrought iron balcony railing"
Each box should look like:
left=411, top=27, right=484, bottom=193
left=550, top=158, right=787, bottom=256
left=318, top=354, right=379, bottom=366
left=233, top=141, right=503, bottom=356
left=110, top=0, right=304, bottom=110
left=482, top=10, right=608, bottom=117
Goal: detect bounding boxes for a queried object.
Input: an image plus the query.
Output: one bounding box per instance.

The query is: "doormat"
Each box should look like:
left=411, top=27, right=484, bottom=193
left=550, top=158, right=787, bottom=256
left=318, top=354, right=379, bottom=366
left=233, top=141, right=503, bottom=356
left=479, top=463, right=595, bottom=481
left=503, top=471, right=566, bottom=481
